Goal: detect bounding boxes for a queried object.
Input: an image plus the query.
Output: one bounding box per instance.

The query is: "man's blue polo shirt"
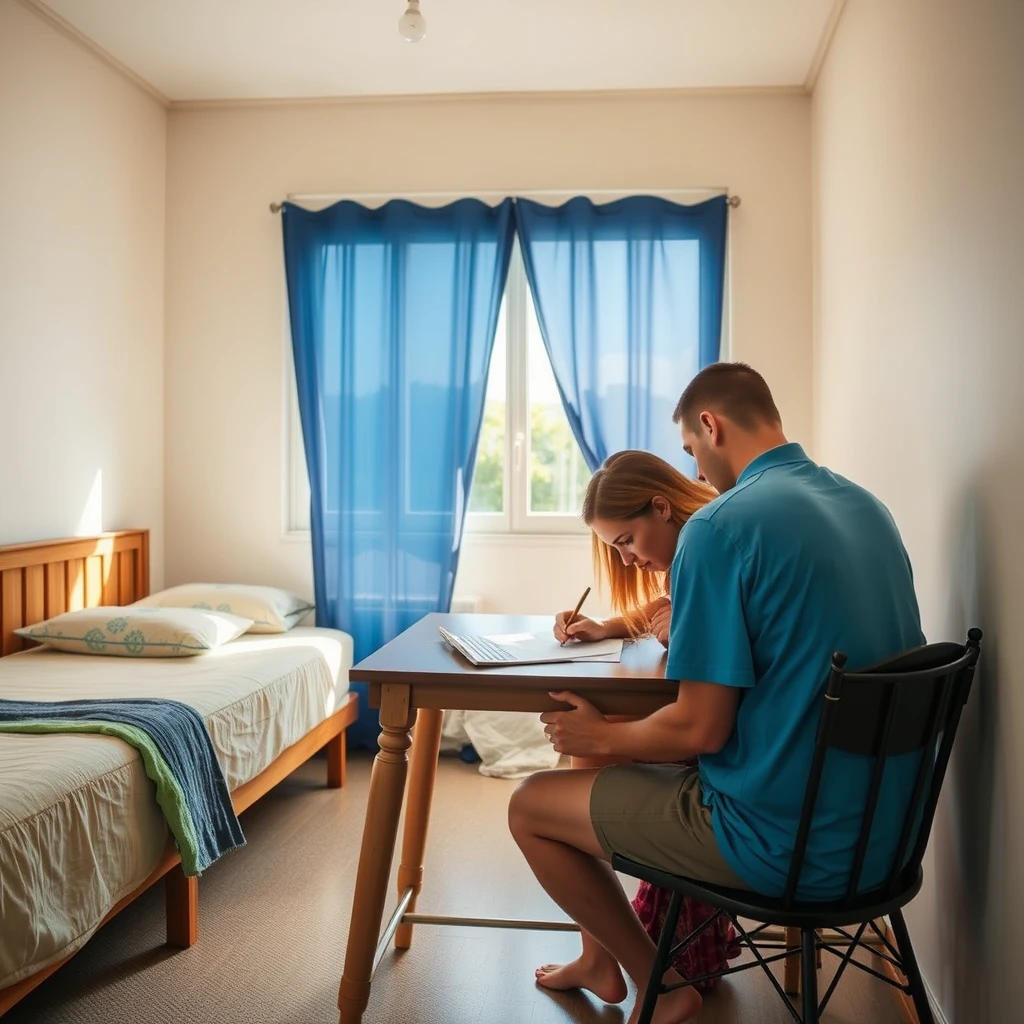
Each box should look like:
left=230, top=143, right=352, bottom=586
left=666, top=443, right=925, bottom=899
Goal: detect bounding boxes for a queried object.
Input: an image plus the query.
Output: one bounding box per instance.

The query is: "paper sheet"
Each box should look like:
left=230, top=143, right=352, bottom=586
left=481, top=632, right=624, bottom=664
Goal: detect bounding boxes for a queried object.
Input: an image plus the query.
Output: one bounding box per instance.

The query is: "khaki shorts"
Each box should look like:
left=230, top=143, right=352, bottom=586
left=590, top=763, right=750, bottom=889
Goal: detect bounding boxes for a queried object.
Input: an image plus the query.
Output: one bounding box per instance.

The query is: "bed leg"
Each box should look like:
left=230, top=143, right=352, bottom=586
left=165, top=867, right=198, bottom=947
left=327, top=730, right=346, bottom=788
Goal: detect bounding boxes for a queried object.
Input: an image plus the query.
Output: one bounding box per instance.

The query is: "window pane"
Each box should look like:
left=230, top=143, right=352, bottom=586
left=527, top=298, right=591, bottom=514
left=467, top=297, right=506, bottom=513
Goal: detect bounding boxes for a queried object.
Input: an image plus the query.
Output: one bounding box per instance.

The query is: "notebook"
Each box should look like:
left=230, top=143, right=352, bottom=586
left=438, top=626, right=624, bottom=667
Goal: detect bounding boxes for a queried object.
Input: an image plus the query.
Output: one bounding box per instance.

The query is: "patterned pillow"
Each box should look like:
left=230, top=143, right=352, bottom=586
left=134, top=583, right=314, bottom=634
left=14, top=606, right=253, bottom=657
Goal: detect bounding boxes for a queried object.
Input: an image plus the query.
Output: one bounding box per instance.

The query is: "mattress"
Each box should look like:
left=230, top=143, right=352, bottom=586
left=0, top=626, right=353, bottom=990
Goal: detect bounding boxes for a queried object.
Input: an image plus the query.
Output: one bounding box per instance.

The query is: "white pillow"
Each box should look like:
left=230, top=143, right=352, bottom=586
left=134, top=583, right=314, bottom=634
left=14, top=606, right=253, bottom=657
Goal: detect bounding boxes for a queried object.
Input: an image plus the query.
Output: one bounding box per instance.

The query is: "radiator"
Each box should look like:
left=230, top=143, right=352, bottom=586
left=450, top=594, right=483, bottom=613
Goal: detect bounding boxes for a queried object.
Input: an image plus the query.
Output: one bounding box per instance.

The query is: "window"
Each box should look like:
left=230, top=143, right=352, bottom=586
left=466, top=241, right=591, bottom=534
left=285, top=241, right=591, bottom=536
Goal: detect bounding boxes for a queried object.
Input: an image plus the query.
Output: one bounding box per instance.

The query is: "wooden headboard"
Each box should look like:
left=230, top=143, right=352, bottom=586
left=0, top=530, right=150, bottom=657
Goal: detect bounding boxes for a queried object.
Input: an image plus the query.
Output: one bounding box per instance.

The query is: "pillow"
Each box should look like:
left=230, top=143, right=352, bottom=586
left=15, top=606, right=253, bottom=657
left=134, top=583, right=314, bottom=634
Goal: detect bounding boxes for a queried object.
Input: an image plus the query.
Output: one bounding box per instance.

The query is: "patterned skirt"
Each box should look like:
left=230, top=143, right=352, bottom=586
left=630, top=882, right=741, bottom=991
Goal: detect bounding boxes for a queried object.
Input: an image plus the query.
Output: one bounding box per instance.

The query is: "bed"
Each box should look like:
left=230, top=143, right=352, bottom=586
left=0, top=530, right=359, bottom=1015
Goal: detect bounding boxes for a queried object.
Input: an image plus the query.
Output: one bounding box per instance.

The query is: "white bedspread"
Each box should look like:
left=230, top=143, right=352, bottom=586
left=0, top=627, right=352, bottom=990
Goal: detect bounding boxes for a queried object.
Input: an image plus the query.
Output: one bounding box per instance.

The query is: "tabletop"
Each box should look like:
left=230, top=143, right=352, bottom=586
left=349, top=612, right=679, bottom=716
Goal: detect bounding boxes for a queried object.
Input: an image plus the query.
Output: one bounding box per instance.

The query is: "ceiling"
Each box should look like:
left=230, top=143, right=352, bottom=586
left=37, top=0, right=842, bottom=104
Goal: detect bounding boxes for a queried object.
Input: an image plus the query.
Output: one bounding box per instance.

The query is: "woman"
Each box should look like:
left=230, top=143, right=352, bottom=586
left=538, top=450, right=739, bottom=1003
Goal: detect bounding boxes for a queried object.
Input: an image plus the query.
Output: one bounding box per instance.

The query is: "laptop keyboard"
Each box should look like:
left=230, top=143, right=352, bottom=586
left=457, top=633, right=517, bottom=662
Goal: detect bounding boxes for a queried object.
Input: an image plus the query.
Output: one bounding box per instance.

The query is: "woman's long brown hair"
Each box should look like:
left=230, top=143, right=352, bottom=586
left=581, top=450, right=716, bottom=636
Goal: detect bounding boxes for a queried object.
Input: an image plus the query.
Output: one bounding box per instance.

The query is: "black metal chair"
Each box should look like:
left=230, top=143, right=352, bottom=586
left=612, top=628, right=983, bottom=1024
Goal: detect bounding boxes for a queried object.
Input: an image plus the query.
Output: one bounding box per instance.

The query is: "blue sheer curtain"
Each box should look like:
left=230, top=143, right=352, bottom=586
left=514, top=195, right=728, bottom=474
left=282, top=199, right=514, bottom=748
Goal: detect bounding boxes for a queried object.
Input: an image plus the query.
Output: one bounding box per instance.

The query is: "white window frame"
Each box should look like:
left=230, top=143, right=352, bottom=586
left=464, top=241, right=589, bottom=536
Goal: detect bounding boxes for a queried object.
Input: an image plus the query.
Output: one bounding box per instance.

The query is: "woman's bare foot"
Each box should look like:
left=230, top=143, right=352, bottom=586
left=626, top=970, right=702, bottom=1024
left=535, top=953, right=629, bottom=1004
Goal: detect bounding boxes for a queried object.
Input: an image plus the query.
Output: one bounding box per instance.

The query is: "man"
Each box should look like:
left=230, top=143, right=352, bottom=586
left=507, top=362, right=924, bottom=1024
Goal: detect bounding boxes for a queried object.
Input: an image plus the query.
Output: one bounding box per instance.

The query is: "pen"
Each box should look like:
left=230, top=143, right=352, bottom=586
left=560, top=585, right=592, bottom=646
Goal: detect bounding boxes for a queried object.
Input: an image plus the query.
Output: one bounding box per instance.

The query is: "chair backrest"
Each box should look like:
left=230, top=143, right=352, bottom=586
left=782, top=628, right=983, bottom=907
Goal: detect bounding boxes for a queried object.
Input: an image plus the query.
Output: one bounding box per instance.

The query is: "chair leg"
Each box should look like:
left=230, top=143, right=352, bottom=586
left=784, top=925, right=801, bottom=994
left=636, top=891, right=685, bottom=1024
left=889, top=909, right=936, bottom=1024
left=801, top=929, right=819, bottom=1023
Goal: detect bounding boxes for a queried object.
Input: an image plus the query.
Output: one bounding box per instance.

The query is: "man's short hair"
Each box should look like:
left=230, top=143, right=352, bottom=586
left=672, top=362, right=782, bottom=432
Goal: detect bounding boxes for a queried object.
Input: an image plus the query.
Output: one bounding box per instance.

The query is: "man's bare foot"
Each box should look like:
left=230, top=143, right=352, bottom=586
left=626, top=970, right=702, bottom=1024
left=535, top=954, right=628, bottom=1004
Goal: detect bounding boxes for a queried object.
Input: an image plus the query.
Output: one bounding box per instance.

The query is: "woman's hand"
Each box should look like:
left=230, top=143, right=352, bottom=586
left=553, top=611, right=608, bottom=644
left=647, top=596, right=672, bottom=646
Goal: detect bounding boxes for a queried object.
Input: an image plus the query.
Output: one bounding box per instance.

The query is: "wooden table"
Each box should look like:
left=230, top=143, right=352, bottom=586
left=335, top=612, right=679, bottom=1023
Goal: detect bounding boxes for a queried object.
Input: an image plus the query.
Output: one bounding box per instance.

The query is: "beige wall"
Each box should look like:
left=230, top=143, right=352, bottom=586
left=0, top=1, right=167, bottom=584
left=813, top=1, right=1024, bottom=1019
left=164, top=90, right=812, bottom=609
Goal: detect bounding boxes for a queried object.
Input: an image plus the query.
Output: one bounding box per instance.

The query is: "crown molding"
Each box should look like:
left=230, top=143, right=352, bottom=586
left=17, top=0, right=170, bottom=108
left=170, top=83, right=809, bottom=113
left=804, top=0, right=848, bottom=92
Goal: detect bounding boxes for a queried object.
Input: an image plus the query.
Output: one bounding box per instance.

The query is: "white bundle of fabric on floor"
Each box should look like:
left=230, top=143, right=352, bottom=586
left=441, top=709, right=560, bottom=778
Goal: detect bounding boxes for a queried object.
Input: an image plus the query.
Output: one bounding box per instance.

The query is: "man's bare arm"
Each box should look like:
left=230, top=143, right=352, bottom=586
left=602, top=681, right=740, bottom=762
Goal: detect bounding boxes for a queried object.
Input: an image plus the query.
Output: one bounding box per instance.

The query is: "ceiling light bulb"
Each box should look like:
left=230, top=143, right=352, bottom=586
left=398, top=0, right=427, bottom=43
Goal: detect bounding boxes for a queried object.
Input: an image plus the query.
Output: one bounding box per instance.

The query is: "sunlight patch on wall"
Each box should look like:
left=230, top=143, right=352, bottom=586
left=76, top=470, right=103, bottom=535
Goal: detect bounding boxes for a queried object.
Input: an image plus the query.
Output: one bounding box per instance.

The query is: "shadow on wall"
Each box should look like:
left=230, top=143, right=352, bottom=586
left=934, top=484, right=1003, bottom=1024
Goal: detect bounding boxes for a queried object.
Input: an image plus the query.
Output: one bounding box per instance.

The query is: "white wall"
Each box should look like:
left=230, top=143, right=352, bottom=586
left=0, top=2, right=167, bottom=582
left=164, top=90, right=812, bottom=612
left=813, top=1, right=1024, bottom=1019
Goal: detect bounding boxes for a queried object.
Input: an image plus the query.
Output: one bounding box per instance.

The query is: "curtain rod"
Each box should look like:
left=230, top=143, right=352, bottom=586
left=268, top=187, right=740, bottom=214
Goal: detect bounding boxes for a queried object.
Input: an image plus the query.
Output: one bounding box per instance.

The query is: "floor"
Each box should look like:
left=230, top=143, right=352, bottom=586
left=3, top=753, right=908, bottom=1024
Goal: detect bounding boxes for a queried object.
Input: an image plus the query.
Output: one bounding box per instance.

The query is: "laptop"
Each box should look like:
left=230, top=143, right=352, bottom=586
left=438, top=626, right=623, bottom=667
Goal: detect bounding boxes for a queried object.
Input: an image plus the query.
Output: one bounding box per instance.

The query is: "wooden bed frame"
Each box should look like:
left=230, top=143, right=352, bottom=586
left=0, top=530, right=359, bottom=1016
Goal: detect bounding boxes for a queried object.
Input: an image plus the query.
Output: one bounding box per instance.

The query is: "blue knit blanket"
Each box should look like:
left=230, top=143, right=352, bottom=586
left=0, top=698, right=245, bottom=875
